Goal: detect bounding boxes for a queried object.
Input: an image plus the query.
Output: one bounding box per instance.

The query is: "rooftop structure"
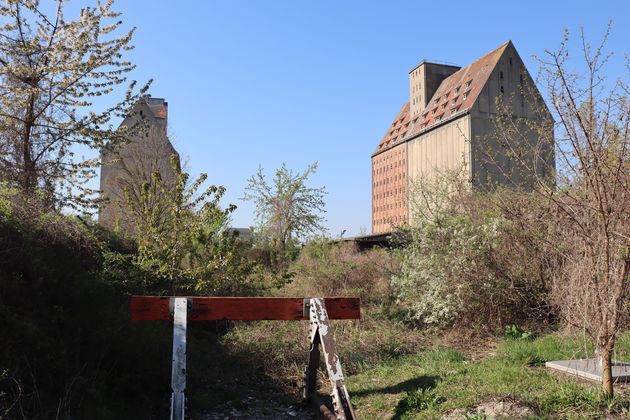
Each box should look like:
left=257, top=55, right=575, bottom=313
left=98, top=96, right=180, bottom=231
left=372, top=41, right=554, bottom=233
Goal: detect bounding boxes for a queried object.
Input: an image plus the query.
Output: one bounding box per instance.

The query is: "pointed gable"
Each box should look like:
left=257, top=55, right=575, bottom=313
left=406, top=41, right=510, bottom=137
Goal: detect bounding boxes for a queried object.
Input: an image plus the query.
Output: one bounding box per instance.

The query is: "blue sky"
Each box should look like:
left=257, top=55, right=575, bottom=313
left=89, top=0, right=629, bottom=237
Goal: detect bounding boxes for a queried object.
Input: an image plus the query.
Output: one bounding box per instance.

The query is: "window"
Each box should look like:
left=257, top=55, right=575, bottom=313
left=451, top=106, right=460, bottom=114
left=451, top=98, right=458, bottom=105
left=441, top=103, right=446, bottom=110
left=455, top=86, right=460, bottom=94
left=434, top=98, right=439, bottom=105
left=463, top=92, right=468, bottom=100
left=509, top=57, right=513, bottom=66
left=500, top=85, right=504, bottom=94
left=500, top=71, right=504, bottom=80
left=465, top=80, right=472, bottom=89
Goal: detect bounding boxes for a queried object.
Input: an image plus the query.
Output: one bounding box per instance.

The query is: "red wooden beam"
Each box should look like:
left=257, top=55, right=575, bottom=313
left=130, top=296, right=360, bottom=321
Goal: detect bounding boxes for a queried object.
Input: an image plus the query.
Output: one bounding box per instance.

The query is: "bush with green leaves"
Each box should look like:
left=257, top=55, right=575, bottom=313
left=108, top=154, right=271, bottom=296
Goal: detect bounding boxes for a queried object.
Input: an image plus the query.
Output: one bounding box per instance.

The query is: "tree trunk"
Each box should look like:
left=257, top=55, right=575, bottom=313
left=21, top=92, right=37, bottom=192
left=596, top=339, right=614, bottom=398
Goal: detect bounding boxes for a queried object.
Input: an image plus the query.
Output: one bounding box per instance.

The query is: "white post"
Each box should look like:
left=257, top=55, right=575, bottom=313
left=170, top=298, right=187, bottom=420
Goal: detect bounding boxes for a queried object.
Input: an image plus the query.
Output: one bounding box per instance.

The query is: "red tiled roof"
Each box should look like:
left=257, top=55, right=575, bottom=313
left=148, top=103, right=167, bottom=119
left=373, top=102, right=410, bottom=155
left=373, top=41, right=511, bottom=157
left=407, top=41, right=509, bottom=137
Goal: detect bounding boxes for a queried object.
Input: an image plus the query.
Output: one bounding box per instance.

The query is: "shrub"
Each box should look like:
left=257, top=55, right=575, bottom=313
left=392, top=175, right=554, bottom=331
left=285, top=240, right=395, bottom=304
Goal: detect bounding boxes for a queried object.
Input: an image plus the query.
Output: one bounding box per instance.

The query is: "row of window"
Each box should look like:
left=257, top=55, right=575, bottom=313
left=374, top=190, right=405, bottom=202
left=374, top=215, right=406, bottom=226
left=374, top=200, right=405, bottom=212
left=374, top=172, right=405, bottom=185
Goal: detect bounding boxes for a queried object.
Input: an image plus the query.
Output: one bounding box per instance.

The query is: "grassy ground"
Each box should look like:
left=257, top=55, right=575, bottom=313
left=347, top=332, right=630, bottom=419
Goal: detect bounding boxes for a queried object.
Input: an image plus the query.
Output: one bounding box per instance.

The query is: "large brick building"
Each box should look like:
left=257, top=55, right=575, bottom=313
left=99, top=96, right=179, bottom=231
left=372, top=41, right=553, bottom=233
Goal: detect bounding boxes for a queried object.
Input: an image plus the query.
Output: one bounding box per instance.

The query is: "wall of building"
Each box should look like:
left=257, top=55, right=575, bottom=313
left=407, top=115, right=471, bottom=222
left=372, top=142, right=408, bottom=234
left=409, top=62, right=460, bottom=117
left=99, top=98, right=179, bottom=231
left=469, top=43, right=554, bottom=190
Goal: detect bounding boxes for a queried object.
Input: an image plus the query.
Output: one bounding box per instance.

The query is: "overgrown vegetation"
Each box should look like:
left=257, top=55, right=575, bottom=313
left=0, top=180, right=270, bottom=418
left=393, top=173, right=555, bottom=332
left=0, top=2, right=628, bottom=416
left=349, top=334, right=630, bottom=419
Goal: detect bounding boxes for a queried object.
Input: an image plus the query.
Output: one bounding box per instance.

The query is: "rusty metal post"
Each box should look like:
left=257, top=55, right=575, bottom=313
left=304, top=298, right=356, bottom=420
left=170, top=297, right=188, bottom=420
left=304, top=331, right=321, bottom=399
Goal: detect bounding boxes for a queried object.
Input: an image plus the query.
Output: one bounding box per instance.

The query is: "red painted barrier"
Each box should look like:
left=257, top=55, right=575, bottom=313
left=130, top=296, right=361, bottom=321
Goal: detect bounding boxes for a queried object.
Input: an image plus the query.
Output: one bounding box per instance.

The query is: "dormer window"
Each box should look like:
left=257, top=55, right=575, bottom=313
left=441, top=103, right=446, bottom=110
left=463, top=92, right=468, bottom=100
left=434, top=98, right=439, bottom=105
left=451, top=98, right=458, bottom=105
left=455, top=86, right=460, bottom=94
left=465, top=80, right=472, bottom=89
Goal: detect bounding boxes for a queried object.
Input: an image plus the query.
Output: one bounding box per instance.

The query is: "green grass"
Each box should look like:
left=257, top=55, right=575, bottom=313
left=347, top=332, right=630, bottom=419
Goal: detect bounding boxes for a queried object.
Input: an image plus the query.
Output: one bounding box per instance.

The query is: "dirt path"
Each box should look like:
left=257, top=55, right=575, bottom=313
left=194, top=391, right=316, bottom=419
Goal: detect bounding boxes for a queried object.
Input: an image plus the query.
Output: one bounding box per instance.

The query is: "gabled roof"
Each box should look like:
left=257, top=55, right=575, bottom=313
left=373, top=102, right=410, bottom=155
left=372, top=41, right=511, bottom=157
left=407, top=41, right=509, bottom=137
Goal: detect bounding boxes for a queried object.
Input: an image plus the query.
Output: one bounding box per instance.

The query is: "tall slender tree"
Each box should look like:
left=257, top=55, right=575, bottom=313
left=0, top=0, right=150, bottom=208
left=243, top=162, right=326, bottom=261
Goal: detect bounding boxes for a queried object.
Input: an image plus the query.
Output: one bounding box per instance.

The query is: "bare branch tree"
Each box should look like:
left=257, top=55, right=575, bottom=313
left=491, top=24, right=630, bottom=397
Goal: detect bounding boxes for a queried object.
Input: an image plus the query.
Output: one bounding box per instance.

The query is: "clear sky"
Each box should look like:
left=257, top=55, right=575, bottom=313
left=91, top=0, right=629, bottom=237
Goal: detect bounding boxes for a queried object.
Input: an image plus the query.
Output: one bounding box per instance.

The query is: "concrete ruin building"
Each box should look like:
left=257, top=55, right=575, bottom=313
left=371, top=41, right=554, bottom=234
left=99, top=96, right=179, bottom=231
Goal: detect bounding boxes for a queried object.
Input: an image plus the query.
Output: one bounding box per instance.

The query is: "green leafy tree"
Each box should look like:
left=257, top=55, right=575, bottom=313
left=0, top=0, right=150, bottom=208
left=242, top=162, right=326, bottom=264
left=121, top=154, right=265, bottom=296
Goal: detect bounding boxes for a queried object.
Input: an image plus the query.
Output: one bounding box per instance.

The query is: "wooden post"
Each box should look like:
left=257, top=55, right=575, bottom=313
left=170, top=297, right=187, bottom=420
